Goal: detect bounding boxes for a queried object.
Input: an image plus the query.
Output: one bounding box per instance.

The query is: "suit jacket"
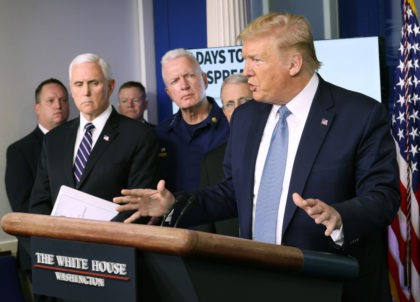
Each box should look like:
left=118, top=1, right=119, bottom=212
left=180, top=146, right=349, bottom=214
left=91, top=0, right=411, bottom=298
left=200, top=143, right=226, bottom=186
left=174, top=77, right=400, bottom=301
left=5, top=127, right=44, bottom=270
left=29, top=108, right=159, bottom=221
left=198, top=142, right=239, bottom=237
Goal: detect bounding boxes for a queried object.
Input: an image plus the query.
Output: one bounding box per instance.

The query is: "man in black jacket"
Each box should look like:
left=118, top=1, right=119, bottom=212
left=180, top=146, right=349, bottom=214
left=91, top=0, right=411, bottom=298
left=5, top=78, right=70, bottom=300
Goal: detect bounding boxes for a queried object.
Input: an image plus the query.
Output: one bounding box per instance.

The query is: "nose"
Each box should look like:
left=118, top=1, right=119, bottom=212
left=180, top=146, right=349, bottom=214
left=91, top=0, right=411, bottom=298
left=83, top=83, right=91, bottom=96
left=52, top=99, right=62, bottom=109
left=243, top=60, right=251, bottom=76
left=179, top=76, right=190, bottom=89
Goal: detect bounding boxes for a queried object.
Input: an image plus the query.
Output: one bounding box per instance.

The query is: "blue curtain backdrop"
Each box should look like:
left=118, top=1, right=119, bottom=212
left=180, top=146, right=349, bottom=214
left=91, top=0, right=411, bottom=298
left=339, top=0, right=401, bottom=112
left=153, top=0, right=207, bottom=122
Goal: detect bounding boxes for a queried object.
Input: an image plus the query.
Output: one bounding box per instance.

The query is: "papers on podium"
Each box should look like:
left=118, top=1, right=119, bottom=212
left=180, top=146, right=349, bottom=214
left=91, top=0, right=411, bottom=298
left=51, top=185, right=118, bottom=221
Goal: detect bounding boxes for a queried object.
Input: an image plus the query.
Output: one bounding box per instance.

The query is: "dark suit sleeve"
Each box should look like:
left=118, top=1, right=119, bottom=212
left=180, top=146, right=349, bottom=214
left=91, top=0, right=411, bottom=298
left=126, top=126, right=160, bottom=189
left=29, top=142, right=53, bottom=215
left=5, top=144, right=35, bottom=213
left=200, top=155, right=212, bottom=188
left=5, top=133, right=41, bottom=270
left=332, top=102, right=400, bottom=249
left=112, top=125, right=160, bottom=223
left=200, top=144, right=226, bottom=188
left=172, top=142, right=237, bottom=228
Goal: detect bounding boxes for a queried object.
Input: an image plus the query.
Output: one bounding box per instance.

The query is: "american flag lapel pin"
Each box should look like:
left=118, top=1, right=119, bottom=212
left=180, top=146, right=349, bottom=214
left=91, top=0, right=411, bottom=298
left=103, top=135, right=110, bottom=141
left=321, top=118, right=328, bottom=126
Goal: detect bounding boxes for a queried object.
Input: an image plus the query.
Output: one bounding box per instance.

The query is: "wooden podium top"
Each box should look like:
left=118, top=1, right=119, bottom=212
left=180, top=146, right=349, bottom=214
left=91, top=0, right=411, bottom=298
left=1, top=212, right=358, bottom=278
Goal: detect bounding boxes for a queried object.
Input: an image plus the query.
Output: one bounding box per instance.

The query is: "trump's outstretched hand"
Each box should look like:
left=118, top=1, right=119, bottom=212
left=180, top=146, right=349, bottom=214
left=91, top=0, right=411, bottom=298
left=113, top=180, right=175, bottom=223
left=292, top=193, right=342, bottom=236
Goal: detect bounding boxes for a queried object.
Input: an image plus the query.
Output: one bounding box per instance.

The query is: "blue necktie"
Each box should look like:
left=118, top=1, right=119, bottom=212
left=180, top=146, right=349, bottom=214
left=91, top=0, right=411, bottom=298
left=254, top=106, right=291, bottom=244
left=74, top=123, right=95, bottom=184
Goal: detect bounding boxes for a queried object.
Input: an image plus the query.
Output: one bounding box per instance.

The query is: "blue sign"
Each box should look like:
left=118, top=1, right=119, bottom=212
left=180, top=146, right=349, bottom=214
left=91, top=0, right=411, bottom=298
left=31, top=237, right=137, bottom=302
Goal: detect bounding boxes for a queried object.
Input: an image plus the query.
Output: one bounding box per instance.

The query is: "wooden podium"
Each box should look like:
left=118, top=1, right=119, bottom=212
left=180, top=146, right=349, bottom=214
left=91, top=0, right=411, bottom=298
left=1, top=213, right=358, bottom=302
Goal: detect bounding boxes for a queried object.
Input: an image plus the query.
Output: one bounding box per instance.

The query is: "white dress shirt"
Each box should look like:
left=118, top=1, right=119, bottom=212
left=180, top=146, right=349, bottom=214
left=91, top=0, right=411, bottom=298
left=253, top=74, right=318, bottom=244
left=38, top=124, right=49, bottom=135
left=73, top=104, right=112, bottom=163
left=252, top=74, right=343, bottom=245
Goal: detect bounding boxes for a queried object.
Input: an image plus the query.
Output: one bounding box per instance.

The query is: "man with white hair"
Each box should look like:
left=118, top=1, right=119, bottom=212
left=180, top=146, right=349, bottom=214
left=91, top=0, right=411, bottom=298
left=155, top=48, right=229, bottom=193
left=30, top=53, right=159, bottom=222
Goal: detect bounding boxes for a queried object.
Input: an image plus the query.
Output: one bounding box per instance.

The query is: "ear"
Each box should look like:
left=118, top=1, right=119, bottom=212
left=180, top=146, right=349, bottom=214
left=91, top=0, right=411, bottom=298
left=108, top=79, right=115, bottom=96
left=202, top=72, right=209, bottom=89
left=289, top=53, right=303, bottom=77
left=165, top=87, right=176, bottom=102
left=34, top=103, right=40, bottom=115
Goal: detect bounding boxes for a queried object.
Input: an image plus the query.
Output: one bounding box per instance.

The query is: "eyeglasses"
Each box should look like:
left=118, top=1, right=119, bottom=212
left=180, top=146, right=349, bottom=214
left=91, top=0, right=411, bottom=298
left=223, top=97, right=251, bottom=111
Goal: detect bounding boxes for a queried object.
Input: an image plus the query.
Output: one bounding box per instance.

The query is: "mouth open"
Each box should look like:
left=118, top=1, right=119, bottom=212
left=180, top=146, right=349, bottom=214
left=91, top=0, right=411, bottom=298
left=249, top=84, right=256, bottom=92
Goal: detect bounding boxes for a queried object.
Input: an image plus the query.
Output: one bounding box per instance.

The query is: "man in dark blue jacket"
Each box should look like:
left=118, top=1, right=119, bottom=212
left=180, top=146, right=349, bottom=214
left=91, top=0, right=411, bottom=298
left=155, top=48, right=229, bottom=193
left=115, top=13, right=400, bottom=302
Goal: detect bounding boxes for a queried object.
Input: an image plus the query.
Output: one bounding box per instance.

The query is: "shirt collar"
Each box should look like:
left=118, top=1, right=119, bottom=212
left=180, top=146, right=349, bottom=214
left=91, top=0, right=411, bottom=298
left=203, top=96, right=225, bottom=127
left=167, top=96, right=224, bottom=130
left=272, top=73, right=319, bottom=122
left=79, top=104, right=112, bottom=131
left=38, top=124, right=49, bottom=134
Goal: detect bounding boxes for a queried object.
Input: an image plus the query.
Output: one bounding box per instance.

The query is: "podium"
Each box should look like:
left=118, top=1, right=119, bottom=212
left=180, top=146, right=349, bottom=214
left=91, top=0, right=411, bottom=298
left=1, top=213, right=358, bottom=302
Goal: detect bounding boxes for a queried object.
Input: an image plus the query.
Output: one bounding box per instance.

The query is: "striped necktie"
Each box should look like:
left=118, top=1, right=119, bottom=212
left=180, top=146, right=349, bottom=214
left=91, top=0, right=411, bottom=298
left=73, top=123, right=95, bottom=184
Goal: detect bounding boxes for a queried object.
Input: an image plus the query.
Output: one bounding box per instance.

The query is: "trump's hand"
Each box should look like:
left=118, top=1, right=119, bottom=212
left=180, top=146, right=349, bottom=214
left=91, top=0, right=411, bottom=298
left=113, top=180, right=175, bottom=223
left=292, top=193, right=342, bottom=236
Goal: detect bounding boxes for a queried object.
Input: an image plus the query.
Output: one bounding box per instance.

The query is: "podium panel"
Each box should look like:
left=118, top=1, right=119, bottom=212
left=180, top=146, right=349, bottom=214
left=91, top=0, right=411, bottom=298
left=140, top=252, right=343, bottom=302
left=31, top=237, right=137, bottom=302
left=1, top=213, right=358, bottom=302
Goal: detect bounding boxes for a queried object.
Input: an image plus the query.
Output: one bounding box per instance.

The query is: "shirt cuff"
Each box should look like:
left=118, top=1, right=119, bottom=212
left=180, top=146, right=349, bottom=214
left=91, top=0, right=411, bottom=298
left=164, top=209, right=174, bottom=224
left=330, top=224, right=344, bottom=246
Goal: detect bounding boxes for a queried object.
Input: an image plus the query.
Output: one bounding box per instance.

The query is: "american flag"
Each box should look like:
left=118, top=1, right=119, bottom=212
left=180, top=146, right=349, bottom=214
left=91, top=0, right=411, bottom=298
left=389, top=0, right=420, bottom=301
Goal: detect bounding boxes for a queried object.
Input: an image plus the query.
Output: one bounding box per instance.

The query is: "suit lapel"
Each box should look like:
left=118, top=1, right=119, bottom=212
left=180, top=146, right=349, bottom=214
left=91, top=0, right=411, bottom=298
left=34, top=127, right=45, bottom=145
left=282, top=79, right=335, bottom=238
left=76, top=109, right=120, bottom=188
left=239, top=102, right=272, bottom=236
left=246, top=103, right=273, bottom=181
left=64, top=120, right=79, bottom=186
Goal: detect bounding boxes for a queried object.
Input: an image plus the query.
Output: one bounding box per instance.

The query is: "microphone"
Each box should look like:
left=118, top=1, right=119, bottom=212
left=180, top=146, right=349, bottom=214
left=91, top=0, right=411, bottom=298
left=160, top=193, right=190, bottom=226
left=173, top=195, right=196, bottom=228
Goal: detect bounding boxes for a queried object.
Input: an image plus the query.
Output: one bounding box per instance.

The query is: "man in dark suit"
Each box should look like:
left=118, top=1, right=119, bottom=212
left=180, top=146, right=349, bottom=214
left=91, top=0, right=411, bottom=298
left=5, top=78, right=70, bottom=300
left=199, top=73, right=252, bottom=236
left=29, top=53, right=159, bottom=221
left=117, top=81, right=154, bottom=126
left=114, top=13, right=400, bottom=301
